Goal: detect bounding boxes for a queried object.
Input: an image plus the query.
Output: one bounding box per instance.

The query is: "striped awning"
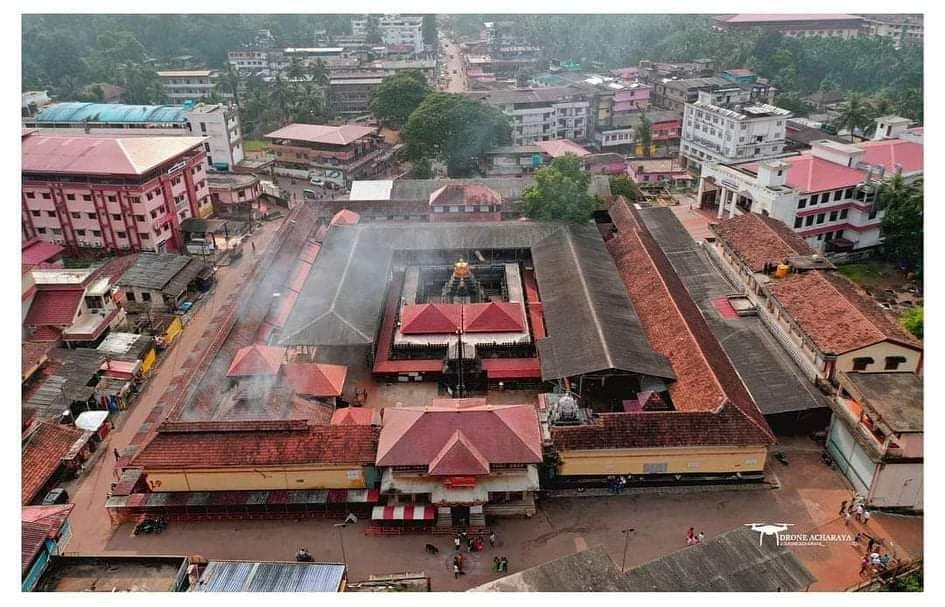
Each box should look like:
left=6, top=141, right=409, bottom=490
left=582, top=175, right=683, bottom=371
left=371, top=505, right=436, bottom=521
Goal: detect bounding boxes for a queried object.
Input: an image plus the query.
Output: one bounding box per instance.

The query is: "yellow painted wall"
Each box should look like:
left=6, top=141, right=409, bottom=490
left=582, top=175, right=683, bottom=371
left=163, top=317, right=183, bottom=344
left=836, top=342, right=921, bottom=375
left=557, top=445, right=769, bottom=476
left=145, top=465, right=368, bottom=492
left=140, top=348, right=157, bottom=376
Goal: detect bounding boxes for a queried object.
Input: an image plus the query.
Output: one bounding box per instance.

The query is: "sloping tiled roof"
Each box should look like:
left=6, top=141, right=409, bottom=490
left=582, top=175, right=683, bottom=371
left=22, top=238, right=64, bottom=267
left=428, top=430, right=491, bottom=475
left=740, top=155, right=866, bottom=194
left=283, top=362, right=348, bottom=397
left=22, top=341, right=54, bottom=379
left=766, top=271, right=922, bottom=355
left=22, top=134, right=206, bottom=176
left=535, top=139, right=591, bottom=158
left=22, top=504, right=74, bottom=530
left=330, top=407, right=379, bottom=426
left=24, top=289, right=83, bottom=327
left=22, top=422, right=87, bottom=505
left=376, top=403, right=542, bottom=467
left=860, top=139, right=923, bottom=175
left=28, top=326, right=63, bottom=343
left=400, top=303, right=462, bottom=334
left=329, top=209, right=361, bottom=226
left=226, top=345, right=286, bottom=377
left=463, top=302, right=524, bottom=333
left=131, top=423, right=379, bottom=469
left=428, top=183, right=502, bottom=207
left=711, top=213, right=817, bottom=272
left=265, top=123, right=377, bottom=146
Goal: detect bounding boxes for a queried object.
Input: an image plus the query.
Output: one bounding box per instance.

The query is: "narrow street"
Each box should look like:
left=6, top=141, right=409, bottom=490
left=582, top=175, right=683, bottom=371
left=441, top=38, right=468, bottom=93
left=62, top=217, right=285, bottom=554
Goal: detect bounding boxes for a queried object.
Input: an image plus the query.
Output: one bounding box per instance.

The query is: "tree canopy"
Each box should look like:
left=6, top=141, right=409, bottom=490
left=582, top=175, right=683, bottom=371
left=368, top=71, right=432, bottom=128
left=422, top=15, right=437, bottom=46
left=900, top=306, right=923, bottom=339
left=609, top=175, right=644, bottom=202
left=879, top=175, right=923, bottom=273
left=522, top=154, right=597, bottom=223
left=402, top=93, right=511, bottom=177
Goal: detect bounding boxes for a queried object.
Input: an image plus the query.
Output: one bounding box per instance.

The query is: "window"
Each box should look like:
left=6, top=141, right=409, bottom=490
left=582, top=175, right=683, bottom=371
left=141, top=292, right=151, bottom=302
left=107, top=195, right=117, bottom=202
left=809, top=194, right=818, bottom=205
left=834, top=190, right=842, bottom=201
left=884, top=356, right=907, bottom=370
left=37, top=227, right=47, bottom=234
left=66, top=193, right=76, bottom=200
left=71, top=212, right=80, bottom=219
left=116, top=231, right=126, bottom=238
left=25, top=192, right=35, bottom=199
left=805, top=215, right=814, bottom=227
left=852, top=357, right=874, bottom=371
left=794, top=217, right=803, bottom=228
left=46, top=211, right=56, bottom=217
left=797, top=199, right=807, bottom=209
left=840, top=209, right=849, bottom=220
left=147, top=192, right=154, bottom=201
left=830, top=211, right=839, bottom=221
left=135, top=215, right=145, bottom=222
left=816, top=213, right=825, bottom=224
left=92, top=230, right=101, bottom=237
left=824, top=231, right=833, bottom=241
left=111, top=214, right=121, bottom=221
left=51, top=228, right=62, bottom=235
left=41, top=193, right=51, bottom=199
left=845, top=188, right=855, bottom=198
left=76, top=229, right=86, bottom=236
left=31, top=210, right=40, bottom=217
left=140, top=233, right=150, bottom=240
left=82, top=195, right=91, bottom=201
left=126, top=292, right=136, bottom=302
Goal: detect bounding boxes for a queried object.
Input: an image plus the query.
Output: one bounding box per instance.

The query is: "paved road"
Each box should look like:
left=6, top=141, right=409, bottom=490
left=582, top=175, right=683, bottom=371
left=62, top=218, right=285, bottom=553
left=441, top=39, right=468, bottom=93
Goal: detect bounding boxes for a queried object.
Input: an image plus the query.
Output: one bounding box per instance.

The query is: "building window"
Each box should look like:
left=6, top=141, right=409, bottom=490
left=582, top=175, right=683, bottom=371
left=111, top=214, right=121, bottom=221
left=816, top=213, right=825, bottom=224
left=66, top=193, right=76, bottom=200
left=845, top=188, right=855, bottom=198
left=140, top=233, right=150, bottom=240
left=797, top=199, right=807, bottom=209
left=126, top=292, right=136, bottom=302
left=26, top=192, right=35, bottom=199
left=46, top=211, right=56, bottom=217
left=809, top=194, right=818, bottom=205
left=87, top=212, right=96, bottom=219
left=830, top=211, right=839, bottom=221
left=794, top=217, right=803, bottom=228
left=76, top=229, right=86, bottom=236
left=82, top=195, right=91, bottom=201
left=852, top=357, right=874, bottom=371
left=71, top=212, right=80, bottom=219
left=92, top=230, right=101, bottom=237
left=141, top=292, right=151, bottom=302
left=805, top=215, right=814, bottom=226
left=31, top=210, right=40, bottom=217
left=116, top=231, right=126, bottom=238
left=840, top=209, right=849, bottom=220
left=884, top=356, right=907, bottom=370
left=42, top=193, right=51, bottom=199
left=834, top=190, right=842, bottom=201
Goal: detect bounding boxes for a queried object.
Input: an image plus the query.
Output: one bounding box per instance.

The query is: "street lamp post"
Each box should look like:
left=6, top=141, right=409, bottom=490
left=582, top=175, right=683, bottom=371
left=334, top=522, right=348, bottom=566
left=621, top=528, right=636, bottom=573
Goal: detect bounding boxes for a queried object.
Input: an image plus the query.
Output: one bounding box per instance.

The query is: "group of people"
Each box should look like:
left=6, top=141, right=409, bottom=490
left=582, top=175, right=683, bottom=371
left=451, top=529, right=505, bottom=578
left=353, top=387, right=368, bottom=405
left=607, top=475, right=628, bottom=494
left=686, top=527, right=706, bottom=546
left=492, top=556, right=510, bottom=573
left=859, top=551, right=894, bottom=576
left=839, top=496, right=872, bottom=526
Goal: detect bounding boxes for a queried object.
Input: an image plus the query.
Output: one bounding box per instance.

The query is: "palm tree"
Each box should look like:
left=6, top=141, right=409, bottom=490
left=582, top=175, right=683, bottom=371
left=218, top=64, right=243, bottom=107
left=834, top=93, right=872, bottom=142
left=877, top=174, right=922, bottom=212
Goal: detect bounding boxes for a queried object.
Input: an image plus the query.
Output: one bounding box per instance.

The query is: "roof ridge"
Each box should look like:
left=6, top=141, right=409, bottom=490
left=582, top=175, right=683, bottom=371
left=490, top=406, right=543, bottom=460
left=563, top=230, right=613, bottom=369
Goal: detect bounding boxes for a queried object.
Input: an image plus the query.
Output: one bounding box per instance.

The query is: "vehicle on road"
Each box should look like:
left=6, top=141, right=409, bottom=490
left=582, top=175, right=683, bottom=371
left=303, top=189, right=317, bottom=200
left=310, top=176, right=326, bottom=186
left=41, top=488, right=69, bottom=505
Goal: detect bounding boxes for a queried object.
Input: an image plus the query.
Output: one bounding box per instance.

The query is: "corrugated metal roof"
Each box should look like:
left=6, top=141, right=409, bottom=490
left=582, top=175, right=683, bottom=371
left=196, top=561, right=345, bottom=592
left=34, top=102, right=188, bottom=124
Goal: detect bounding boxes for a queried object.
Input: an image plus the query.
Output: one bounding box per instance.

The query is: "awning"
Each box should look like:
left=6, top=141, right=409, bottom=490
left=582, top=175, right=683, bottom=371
left=371, top=505, right=436, bottom=521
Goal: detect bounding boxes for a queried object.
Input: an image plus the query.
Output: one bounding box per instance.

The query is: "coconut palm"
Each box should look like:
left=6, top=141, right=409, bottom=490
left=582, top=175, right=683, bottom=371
left=833, top=93, right=872, bottom=142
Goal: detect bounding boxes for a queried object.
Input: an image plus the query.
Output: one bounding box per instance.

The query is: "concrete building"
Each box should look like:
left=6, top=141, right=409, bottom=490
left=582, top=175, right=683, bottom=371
left=708, top=212, right=922, bottom=384
left=713, top=14, right=866, bottom=39
left=207, top=173, right=261, bottom=217
left=467, top=87, right=592, bottom=145
left=651, top=76, right=776, bottom=114
left=264, top=123, right=395, bottom=188
left=696, top=136, right=923, bottom=251
left=31, top=555, right=190, bottom=592
left=21, top=132, right=212, bottom=253
left=830, top=371, right=922, bottom=509
left=327, top=71, right=387, bottom=115
left=157, top=70, right=221, bottom=101
left=681, top=88, right=792, bottom=172
left=27, top=102, right=244, bottom=171
left=861, top=14, right=923, bottom=47
left=118, top=253, right=210, bottom=313
left=22, top=91, right=51, bottom=116
left=22, top=505, right=74, bottom=591
left=351, top=14, right=424, bottom=54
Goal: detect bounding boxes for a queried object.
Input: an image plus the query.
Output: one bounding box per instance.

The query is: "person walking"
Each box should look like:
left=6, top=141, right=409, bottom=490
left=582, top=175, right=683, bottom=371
left=114, top=448, right=121, bottom=461
left=854, top=503, right=865, bottom=522
left=454, top=563, right=461, bottom=579
left=842, top=507, right=852, bottom=526
left=839, top=500, right=848, bottom=516
left=866, top=537, right=877, bottom=554
left=862, top=509, right=871, bottom=526
left=454, top=535, right=461, bottom=551
left=500, top=557, right=508, bottom=573
left=687, top=527, right=696, bottom=546
left=859, top=555, right=871, bottom=577
left=697, top=531, right=705, bottom=544
left=489, top=529, right=496, bottom=548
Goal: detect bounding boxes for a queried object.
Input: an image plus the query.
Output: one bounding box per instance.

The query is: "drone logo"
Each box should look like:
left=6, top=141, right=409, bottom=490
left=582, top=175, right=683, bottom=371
left=744, top=523, right=794, bottom=546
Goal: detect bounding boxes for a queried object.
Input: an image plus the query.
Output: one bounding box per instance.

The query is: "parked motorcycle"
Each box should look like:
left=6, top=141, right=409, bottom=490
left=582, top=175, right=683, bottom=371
left=133, top=516, right=168, bottom=535
left=774, top=451, right=789, bottom=466
left=296, top=547, right=314, bottom=562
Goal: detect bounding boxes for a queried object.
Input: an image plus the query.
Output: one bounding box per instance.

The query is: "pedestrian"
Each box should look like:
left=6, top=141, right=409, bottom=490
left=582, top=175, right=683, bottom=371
left=842, top=508, right=852, bottom=526
left=854, top=503, right=864, bottom=522
left=859, top=555, right=870, bottom=576
left=618, top=476, right=627, bottom=494
left=500, top=556, right=508, bottom=572
left=687, top=527, right=696, bottom=546
left=839, top=500, right=848, bottom=516
left=862, top=509, right=871, bottom=526
left=866, top=537, right=877, bottom=554
left=454, top=563, right=461, bottom=578
left=454, top=535, right=461, bottom=551
left=697, top=530, right=705, bottom=544
left=493, top=556, right=501, bottom=573
left=489, top=529, right=496, bottom=548
left=114, top=447, right=120, bottom=461
left=251, top=241, right=256, bottom=256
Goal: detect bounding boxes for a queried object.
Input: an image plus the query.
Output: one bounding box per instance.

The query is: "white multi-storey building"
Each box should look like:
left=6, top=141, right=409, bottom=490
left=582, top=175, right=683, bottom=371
left=157, top=70, right=221, bottom=101
left=468, top=87, right=591, bottom=146
left=351, top=14, right=424, bottom=54
left=681, top=88, right=792, bottom=173
left=695, top=121, right=923, bottom=252
left=186, top=104, right=244, bottom=171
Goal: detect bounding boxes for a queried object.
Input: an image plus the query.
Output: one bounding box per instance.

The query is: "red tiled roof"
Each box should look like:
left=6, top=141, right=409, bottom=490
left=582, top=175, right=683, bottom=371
left=428, top=184, right=502, bottom=207
left=131, top=424, right=380, bottom=469
left=283, top=362, right=347, bottom=397
left=22, top=504, right=74, bottom=530
left=21, top=238, right=64, bottom=266
left=766, top=271, right=921, bottom=355
left=741, top=155, right=866, bottom=194
left=536, top=139, right=591, bottom=158
left=28, top=326, right=62, bottom=343
left=330, top=209, right=361, bottom=226
left=330, top=407, right=379, bottom=426
left=266, top=123, right=377, bottom=146
left=226, top=344, right=286, bottom=377
left=287, top=261, right=313, bottom=294
left=22, top=134, right=205, bottom=176
left=711, top=213, right=817, bottom=272
left=463, top=302, right=525, bottom=333
left=717, top=14, right=863, bottom=24
left=24, top=289, right=83, bottom=327
left=22, top=422, right=87, bottom=505
left=428, top=430, right=491, bottom=475
left=376, top=403, right=543, bottom=467
left=22, top=341, right=53, bottom=380
left=22, top=521, right=49, bottom=575
left=400, top=303, right=462, bottom=334
left=860, top=139, right=923, bottom=175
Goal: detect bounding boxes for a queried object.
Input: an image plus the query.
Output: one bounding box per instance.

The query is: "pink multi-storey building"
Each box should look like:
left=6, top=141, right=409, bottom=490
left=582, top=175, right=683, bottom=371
left=22, top=132, right=212, bottom=253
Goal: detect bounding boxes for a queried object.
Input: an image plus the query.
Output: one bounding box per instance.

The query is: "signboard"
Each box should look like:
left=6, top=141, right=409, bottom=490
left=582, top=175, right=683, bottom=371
left=166, top=160, right=188, bottom=175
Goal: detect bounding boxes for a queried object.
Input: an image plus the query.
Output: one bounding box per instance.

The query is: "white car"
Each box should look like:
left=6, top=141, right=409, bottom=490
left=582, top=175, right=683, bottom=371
left=309, top=177, right=325, bottom=187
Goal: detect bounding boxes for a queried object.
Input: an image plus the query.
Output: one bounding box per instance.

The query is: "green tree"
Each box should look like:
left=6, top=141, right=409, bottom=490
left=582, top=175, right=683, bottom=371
left=422, top=15, right=438, bottom=46
left=610, top=175, right=643, bottom=202
left=879, top=175, right=923, bottom=271
left=522, top=154, right=597, bottom=223
left=774, top=93, right=813, bottom=116
left=368, top=71, right=431, bottom=128
left=402, top=93, right=511, bottom=176
left=833, top=93, right=873, bottom=141
left=119, top=64, right=165, bottom=105
left=900, top=306, right=923, bottom=339
left=410, top=157, right=433, bottom=179
left=218, top=64, right=243, bottom=107
left=636, top=112, right=652, bottom=157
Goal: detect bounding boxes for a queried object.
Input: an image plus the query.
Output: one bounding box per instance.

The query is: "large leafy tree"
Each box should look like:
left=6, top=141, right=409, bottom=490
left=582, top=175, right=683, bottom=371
left=402, top=93, right=510, bottom=176
left=833, top=93, right=873, bottom=141
left=522, top=154, right=597, bottom=223
left=119, top=64, right=165, bottom=104
left=879, top=175, right=923, bottom=272
left=900, top=306, right=923, bottom=339
left=610, top=175, right=643, bottom=202
left=636, top=112, right=652, bottom=157
left=368, top=71, right=431, bottom=128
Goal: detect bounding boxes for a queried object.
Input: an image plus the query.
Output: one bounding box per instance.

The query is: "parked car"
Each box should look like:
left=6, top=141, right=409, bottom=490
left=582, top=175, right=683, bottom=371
left=42, top=488, right=69, bottom=505
left=310, top=176, right=326, bottom=187
left=303, top=189, right=317, bottom=200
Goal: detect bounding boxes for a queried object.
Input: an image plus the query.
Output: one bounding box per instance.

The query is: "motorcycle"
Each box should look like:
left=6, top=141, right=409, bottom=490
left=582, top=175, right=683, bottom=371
left=133, top=516, right=168, bottom=536
left=295, top=548, right=314, bottom=562
left=774, top=451, right=789, bottom=466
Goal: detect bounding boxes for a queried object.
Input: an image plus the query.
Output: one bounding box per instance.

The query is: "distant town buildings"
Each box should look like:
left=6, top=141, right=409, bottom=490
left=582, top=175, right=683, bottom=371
left=351, top=14, right=425, bottom=55
left=861, top=14, right=923, bottom=46
left=21, top=131, right=212, bottom=253
left=467, top=87, right=591, bottom=145
left=156, top=70, right=223, bottom=102
left=681, top=87, right=792, bottom=172
left=712, top=14, right=866, bottom=39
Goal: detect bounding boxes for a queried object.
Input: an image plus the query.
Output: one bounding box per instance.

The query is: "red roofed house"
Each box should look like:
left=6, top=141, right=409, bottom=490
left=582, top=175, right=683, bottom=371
left=462, top=302, right=524, bottom=333
left=399, top=303, right=462, bottom=335
left=21, top=132, right=212, bottom=253
left=697, top=137, right=923, bottom=252
left=535, top=138, right=591, bottom=159
left=428, top=183, right=503, bottom=222
left=22, top=237, right=64, bottom=270
left=22, top=504, right=74, bottom=591
left=283, top=362, right=348, bottom=399
left=329, top=209, right=360, bottom=226
left=22, top=422, right=91, bottom=506
left=331, top=407, right=380, bottom=426
left=226, top=344, right=286, bottom=377
left=24, top=267, right=125, bottom=348
left=374, top=401, right=543, bottom=527
left=265, top=123, right=394, bottom=188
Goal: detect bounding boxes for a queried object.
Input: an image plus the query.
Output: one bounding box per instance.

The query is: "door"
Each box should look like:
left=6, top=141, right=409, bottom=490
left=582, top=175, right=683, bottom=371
left=450, top=505, right=470, bottom=528
left=826, top=417, right=875, bottom=495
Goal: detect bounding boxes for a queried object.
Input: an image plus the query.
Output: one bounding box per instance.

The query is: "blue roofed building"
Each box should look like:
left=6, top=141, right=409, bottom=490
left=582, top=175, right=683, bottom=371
left=25, top=102, right=244, bottom=171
